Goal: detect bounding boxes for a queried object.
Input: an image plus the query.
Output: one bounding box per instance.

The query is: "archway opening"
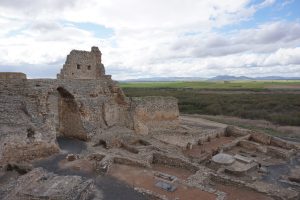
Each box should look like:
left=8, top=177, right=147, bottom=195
left=57, top=87, right=87, bottom=141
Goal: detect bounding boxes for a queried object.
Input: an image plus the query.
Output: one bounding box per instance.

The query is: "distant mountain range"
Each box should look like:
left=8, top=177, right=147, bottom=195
left=120, top=75, right=300, bottom=82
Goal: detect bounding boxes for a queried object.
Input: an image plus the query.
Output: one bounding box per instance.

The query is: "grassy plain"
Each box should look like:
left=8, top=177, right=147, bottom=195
left=119, top=81, right=300, bottom=126
left=120, top=80, right=300, bottom=90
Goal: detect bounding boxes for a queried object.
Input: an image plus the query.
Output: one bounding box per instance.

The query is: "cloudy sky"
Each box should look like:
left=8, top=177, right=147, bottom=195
left=0, top=0, right=299, bottom=79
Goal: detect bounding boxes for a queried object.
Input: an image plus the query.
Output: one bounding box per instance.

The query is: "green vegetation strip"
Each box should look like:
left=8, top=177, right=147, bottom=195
left=120, top=80, right=300, bottom=90
left=121, top=86, right=300, bottom=126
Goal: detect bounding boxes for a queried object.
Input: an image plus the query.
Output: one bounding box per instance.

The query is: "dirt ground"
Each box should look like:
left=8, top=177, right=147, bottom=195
left=193, top=114, right=300, bottom=141
left=59, top=158, right=94, bottom=173
left=152, top=164, right=194, bottom=180
left=180, top=115, right=227, bottom=129
left=183, top=137, right=235, bottom=158
left=215, top=183, right=273, bottom=200
left=109, top=164, right=216, bottom=200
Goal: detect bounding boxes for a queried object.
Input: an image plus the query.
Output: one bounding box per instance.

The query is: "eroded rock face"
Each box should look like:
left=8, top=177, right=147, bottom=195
left=1, top=168, right=100, bottom=200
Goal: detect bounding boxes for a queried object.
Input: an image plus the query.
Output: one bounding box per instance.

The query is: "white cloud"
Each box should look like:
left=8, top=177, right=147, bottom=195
left=0, top=0, right=299, bottom=79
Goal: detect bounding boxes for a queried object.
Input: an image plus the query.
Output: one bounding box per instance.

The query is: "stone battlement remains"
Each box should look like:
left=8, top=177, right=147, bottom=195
left=57, top=46, right=105, bottom=80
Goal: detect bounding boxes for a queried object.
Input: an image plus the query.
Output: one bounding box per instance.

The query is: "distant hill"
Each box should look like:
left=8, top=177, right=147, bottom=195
left=120, top=77, right=205, bottom=82
left=120, top=75, right=300, bottom=82
left=208, top=75, right=253, bottom=81
left=208, top=75, right=300, bottom=81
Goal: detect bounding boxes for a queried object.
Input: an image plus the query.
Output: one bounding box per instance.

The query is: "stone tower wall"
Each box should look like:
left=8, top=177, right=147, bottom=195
left=57, top=46, right=105, bottom=79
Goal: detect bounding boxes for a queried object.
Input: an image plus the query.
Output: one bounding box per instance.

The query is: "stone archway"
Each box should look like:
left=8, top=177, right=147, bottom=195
left=57, top=87, right=87, bottom=140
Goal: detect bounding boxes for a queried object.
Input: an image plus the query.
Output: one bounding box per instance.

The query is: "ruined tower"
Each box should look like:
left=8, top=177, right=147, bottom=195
left=57, top=46, right=106, bottom=79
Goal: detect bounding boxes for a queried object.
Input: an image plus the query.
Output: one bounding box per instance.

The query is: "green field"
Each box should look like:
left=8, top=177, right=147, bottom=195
left=120, top=81, right=300, bottom=126
left=120, top=80, right=300, bottom=90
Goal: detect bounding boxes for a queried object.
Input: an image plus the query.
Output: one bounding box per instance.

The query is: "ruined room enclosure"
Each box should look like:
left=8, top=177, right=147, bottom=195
left=1, top=81, right=300, bottom=200
left=1, top=47, right=300, bottom=200
left=25, top=116, right=299, bottom=200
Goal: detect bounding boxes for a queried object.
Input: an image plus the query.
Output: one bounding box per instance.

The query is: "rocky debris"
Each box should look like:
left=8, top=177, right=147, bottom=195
left=1, top=167, right=102, bottom=200
left=288, top=168, right=300, bottom=183
left=66, top=154, right=80, bottom=161
left=267, top=146, right=296, bottom=159
left=4, top=163, right=33, bottom=175
left=247, top=181, right=299, bottom=200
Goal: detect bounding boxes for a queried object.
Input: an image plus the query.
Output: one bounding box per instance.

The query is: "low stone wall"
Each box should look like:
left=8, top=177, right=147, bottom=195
left=152, top=153, right=199, bottom=173
left=0, top=72, right=26, bottom=80
left=130, top=96, right=179, bottom=135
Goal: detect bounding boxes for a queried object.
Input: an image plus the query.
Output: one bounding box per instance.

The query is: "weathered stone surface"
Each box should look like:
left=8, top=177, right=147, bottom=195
left=57, top=46, right=105, bottom=80
left=0, top=46, right=179, bottom=166
left=266, top=146, right=295, bottom=159
left=1, top=167, right=100, bottom=200
left=131, top=96, right=180, bottom=135
left=212, top=153, right=235, bottom=165
left=238, top=140, right=267, bottom=153
left=0, top=72, right=26, bottom=80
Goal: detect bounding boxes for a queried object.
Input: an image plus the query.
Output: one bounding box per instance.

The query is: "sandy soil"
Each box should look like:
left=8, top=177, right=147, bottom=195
left=183, top=137, right=235, bottom=158
left=215, top=183, right=273, bottom=200
left=109, top=164, right=216, bottom=200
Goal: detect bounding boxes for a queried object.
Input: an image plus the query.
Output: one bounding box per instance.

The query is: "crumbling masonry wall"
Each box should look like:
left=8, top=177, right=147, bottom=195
left=0, top=46, right=180, bottom=165
left=130, top=96, right=180, bottom=135
left=57, top=47, right=106, bottom=79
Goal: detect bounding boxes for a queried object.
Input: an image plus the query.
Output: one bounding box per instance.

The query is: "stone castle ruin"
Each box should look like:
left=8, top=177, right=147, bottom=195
left=57, top=47, right=106, bottom=79
left=0, top=46, right=179, bottom=165
left=1, top=47, right=300, bottom=200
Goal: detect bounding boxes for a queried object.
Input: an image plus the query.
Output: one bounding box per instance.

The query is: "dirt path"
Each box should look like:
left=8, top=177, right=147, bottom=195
left=180, top=115, right=228, bottom=129
left=109, top=164, right=216, bottom=200
left=215, top=184, right=273, bottom=200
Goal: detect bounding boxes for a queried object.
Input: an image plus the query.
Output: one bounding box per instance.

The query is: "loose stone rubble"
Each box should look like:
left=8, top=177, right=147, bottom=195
left=0, top=46, right=300, bottom=200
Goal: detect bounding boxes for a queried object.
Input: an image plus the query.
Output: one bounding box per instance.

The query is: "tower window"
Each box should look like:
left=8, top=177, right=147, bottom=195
left=77, top=64, right=81, bottom=69
left=87, top=65, right=91, bottom=70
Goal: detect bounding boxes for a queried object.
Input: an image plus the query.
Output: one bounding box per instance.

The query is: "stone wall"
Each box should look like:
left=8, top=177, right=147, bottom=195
left=0, top=46, right=180, bottom=165
left=0, top=77, right=128, bottom=164
left=0, top=72, right=26, bottom=80
left=57, top=47, right=105, bottom=79
left=129, top=96, right=180, bottom=135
